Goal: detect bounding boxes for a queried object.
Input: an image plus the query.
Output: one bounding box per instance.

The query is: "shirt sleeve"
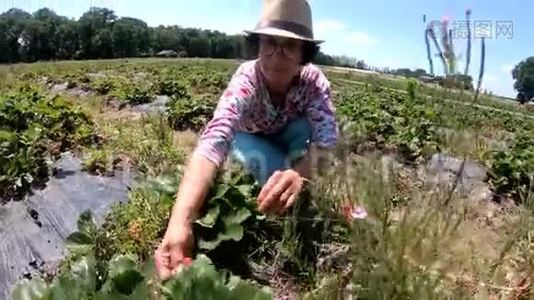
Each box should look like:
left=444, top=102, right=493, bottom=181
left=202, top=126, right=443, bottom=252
left=305, top=71, right=339, bottom=148
left=192, top=64, right=253, bottom=167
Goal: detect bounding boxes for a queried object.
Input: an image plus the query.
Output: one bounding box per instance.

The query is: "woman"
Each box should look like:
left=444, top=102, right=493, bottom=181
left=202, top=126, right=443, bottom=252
left=155, top=0, right=339, bottom=280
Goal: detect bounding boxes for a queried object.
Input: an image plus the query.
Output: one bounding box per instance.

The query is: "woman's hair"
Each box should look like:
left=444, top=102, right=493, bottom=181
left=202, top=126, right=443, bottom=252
left=245, top=33, right=320, bottom=65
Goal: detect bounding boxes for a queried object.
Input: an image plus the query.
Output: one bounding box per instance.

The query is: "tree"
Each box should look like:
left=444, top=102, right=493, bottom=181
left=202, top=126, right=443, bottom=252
left=0, top=6, right=361, bottom=67
left=355, top=60, right=367, bottom=70
left=0, top=8, right=32, bottom=62
left=78, top=7, right=116, bottom=58
left=512, top=57, right=534, bottom=103
left=112, top=17, right=149, bottom=57
left=56, top=19, right=78, bottom=59
left=31, top=8, right=63, bottom=60
left=150, top=25, right=180, bottom=53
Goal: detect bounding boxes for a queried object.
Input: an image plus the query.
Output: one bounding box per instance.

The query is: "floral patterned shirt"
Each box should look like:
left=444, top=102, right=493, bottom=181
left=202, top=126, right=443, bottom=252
left=193, top=59, right=339, bottom=167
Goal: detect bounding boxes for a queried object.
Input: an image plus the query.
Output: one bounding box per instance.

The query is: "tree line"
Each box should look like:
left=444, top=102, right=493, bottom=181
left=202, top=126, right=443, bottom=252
left=0, top=7, right=356, bottom=67
left=3, top=6, right=530, bottom=101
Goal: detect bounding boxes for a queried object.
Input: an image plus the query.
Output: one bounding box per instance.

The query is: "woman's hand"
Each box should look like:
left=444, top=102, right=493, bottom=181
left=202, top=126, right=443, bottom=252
left=154, top=154, right=217, bottom=280
left=257, top=169, right=304, bottom=215
left=154, top=221, right=194, bottom=281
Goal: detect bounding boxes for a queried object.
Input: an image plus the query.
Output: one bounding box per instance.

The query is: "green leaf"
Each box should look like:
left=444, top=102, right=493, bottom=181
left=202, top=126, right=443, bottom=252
left=145, top=176, right=179, bottom=195
left=77, top=210, right=97, bottom=238
left=198, top=216, right=246, bottom=251
left=44, top=256, right=96, bottom=300
left=94, top=292, right=130, bottom=300
left=106, top=254, right=144, bottom=295
left=236, top=184, right=252, bottom=197
left=224, top=208, right=251, bottom=225
left=198, top=238, right=223, bottom=251
left=68, top=256, right=97, bottom=291
left=65, top=232, right=93, bottom=255
left=107, top=254, right=138, bottom=279
left=49, top=276, right=90, bottom=300
left=11, top=279, right=51, bottom=300
left=196, top=205, right=220, bottom=228
left=222, top=223, right=244, bottom=242
left=230, top=281, right=273, bottom=300
left=213, top=184, right=230, bottom=199
left=111, top=270, right=144, bottom=295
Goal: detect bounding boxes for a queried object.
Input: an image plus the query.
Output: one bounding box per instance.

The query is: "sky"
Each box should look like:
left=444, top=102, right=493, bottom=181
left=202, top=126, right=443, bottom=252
left=2, top=0, right=532, bottom=98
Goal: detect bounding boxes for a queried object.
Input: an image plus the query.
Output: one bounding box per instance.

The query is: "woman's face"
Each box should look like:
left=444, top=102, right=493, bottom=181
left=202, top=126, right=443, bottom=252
left=258, top=34, right=304, bottom=91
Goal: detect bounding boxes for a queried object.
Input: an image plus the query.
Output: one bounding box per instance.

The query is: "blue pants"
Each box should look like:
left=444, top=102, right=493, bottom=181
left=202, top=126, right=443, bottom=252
left=230, top=117, right=312, bottom=185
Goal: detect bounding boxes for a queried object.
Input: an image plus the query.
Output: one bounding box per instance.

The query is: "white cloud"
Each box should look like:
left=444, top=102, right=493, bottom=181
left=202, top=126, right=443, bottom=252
left=344, top=31, right=376, bottom=46
left=500, top=63, right=515, bottom=75
left=315, top=19, right=346, bottom=37
left=314, top=18, right=376, bottom=54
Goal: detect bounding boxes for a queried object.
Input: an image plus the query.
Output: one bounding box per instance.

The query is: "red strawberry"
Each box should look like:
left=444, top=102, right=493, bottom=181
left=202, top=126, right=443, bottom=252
left=182, top=257, right=193, bottom=266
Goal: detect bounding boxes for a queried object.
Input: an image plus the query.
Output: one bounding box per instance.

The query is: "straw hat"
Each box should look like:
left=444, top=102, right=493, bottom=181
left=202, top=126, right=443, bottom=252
left=245, top=0, right=323, bottom=44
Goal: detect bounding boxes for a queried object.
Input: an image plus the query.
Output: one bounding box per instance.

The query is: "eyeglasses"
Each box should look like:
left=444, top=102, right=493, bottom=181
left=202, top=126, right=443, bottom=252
left=258, top=36, right=302, bottom=60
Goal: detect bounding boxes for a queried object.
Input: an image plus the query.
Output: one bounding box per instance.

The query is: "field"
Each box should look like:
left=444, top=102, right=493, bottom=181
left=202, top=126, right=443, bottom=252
left=1, top=58, right=533, bottom=299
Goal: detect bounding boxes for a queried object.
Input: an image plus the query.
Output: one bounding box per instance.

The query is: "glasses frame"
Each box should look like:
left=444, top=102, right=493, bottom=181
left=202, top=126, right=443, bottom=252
left=258, top=36, right=303, bottom=60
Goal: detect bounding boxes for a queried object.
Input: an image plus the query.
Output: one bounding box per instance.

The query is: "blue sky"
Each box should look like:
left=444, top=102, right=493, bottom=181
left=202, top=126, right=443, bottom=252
left=3, top=0, right=532, bottom=98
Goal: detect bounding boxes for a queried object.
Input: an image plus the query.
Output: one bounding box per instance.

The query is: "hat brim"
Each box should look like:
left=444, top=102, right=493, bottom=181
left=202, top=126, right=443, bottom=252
left=244, top=28, right=324, bottom=44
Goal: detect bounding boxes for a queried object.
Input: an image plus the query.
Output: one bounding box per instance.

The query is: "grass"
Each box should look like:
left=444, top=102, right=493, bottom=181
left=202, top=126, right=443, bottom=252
left=4, top=58, right=534, bottom=299
left=315, top=146, right=534, bottom=299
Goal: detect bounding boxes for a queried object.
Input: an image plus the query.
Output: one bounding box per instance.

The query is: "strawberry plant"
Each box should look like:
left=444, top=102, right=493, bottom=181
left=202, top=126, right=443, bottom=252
left=90, top=76, right=117, bottom=95
left=81, top=148, right=116, bottom=176
left=336, top=82, right=440, bottom=161
left=155, top=77, right=189, bottom=98
left=112, top=80, right=155, bottom=106
left=166, top=94, right=216, bottom=131
left=487, top=131, right=534, bottom=204
left=12, top=251, right=273, bottom=300
left=13, top=209, right=273, bottom=300
left=194, top=170, right=260, bottom=251
left=0, top=128, right=49, bottom=200
left=141, top=169, right=260, bottom=252
left=0, top=86, right=95, bottom=200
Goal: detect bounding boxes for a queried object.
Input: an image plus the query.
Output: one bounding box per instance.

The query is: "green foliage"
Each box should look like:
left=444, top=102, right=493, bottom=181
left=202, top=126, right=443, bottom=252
left=84, top=167, right=259, bottom=269
left=81, top=148, right=115, bottom=176
left=0, top=6, right=354, bottom=71
left=336, top=83, right=440, bottom=162
left=13, top=253, right=272, bottom=300
left=13, top=210, right=272, bottom=300
left=90, top=76, right=117, bottom=95
left=194, top=171, right=259, bottom=251
left=166, top=94, right=216, bottom=131
left=5, top=57, right=534, bottom=299
left=0, top=86, right=94, bottom=200
left=65, top=210, right=99, bottom=256
left=487, top=132, right=534, bottom=203
left=512, top=56, right=534, bottom=102
left=160, top=255, right=272, bottom=300
left=64, top=72, right=91, bottom=89
left=112, top=80, right=155, bottom=105
left=94, top=174, right=179, bottom=263
left=155, top=77, right=189, bottom=97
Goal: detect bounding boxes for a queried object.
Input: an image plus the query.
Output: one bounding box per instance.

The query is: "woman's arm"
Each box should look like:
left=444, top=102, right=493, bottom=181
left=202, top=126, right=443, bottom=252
left=166, top=64, right=253, bottom=227
left=167, top=153, right=217, bottom=228
left=155, top=63, right=254, bottom=280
